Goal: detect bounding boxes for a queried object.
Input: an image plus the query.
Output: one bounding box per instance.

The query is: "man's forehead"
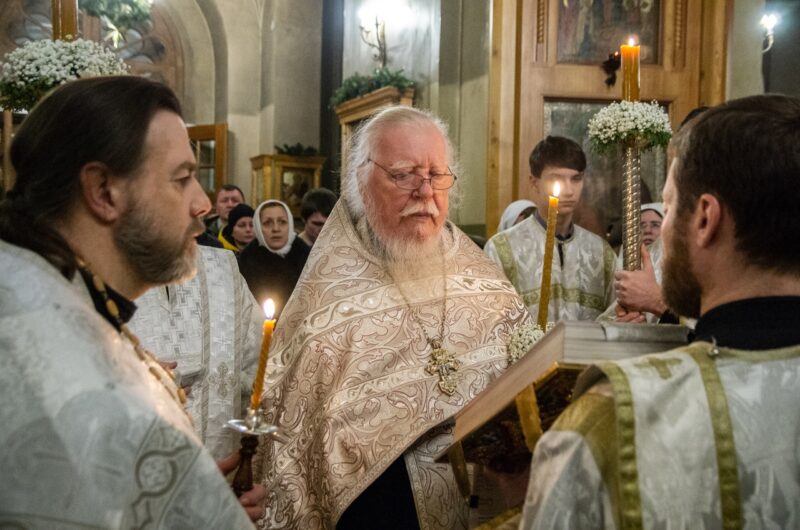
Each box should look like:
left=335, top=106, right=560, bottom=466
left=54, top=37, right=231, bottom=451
left=540, top=166, right=581, bottom=179
left=141, top=110, right=195, bottom=171
left=217, top=189, right=242, bottom=200
left=373, top=123, right=446, bottom=163
left=642, top=210, right=662, bottom=220
left=662, top=160, right=678, bottom=199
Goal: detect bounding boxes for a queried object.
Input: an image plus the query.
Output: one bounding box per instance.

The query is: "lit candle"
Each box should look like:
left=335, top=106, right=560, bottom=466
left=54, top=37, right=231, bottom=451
left=620, top=37, right=640, bottom=101
left=250, top=299, right=276, bottom=410
left=537, top=182, right=560, bottom=330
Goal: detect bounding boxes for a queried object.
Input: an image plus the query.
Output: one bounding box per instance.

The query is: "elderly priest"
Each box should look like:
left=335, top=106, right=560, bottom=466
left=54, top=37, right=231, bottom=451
left=520, top=94, right=800, bottom=529
left=255, top=106, right=533, bottom=530
left=0, top=77, right=259, bottom=527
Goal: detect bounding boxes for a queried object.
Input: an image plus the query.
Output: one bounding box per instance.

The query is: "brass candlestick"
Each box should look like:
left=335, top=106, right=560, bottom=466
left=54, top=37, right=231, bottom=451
left=622, top=144, right=642, bottom=271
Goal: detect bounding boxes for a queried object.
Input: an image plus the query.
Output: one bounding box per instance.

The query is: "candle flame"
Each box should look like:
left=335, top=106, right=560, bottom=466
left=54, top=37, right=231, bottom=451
left=628, top=36, right=636, bottom=46
left=263, top=299, right=275, bottom=320
left=553, top=182, right=561, bottom=197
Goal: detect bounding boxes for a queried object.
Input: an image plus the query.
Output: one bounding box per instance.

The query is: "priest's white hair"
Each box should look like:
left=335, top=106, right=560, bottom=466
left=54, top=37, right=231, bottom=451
left=342, top=106, right=462, bottom=220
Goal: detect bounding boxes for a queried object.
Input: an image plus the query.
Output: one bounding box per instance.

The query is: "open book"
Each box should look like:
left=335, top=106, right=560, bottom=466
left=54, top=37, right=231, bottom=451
left=437, top=321, right=690, bottom=470
left=441, top=321, right=690, bottom=524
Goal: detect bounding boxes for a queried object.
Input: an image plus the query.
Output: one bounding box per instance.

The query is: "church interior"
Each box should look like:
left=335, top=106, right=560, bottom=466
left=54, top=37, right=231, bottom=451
left=2, top=0, right=797, bottom=240
left=2, top=1, right=800, bottom=529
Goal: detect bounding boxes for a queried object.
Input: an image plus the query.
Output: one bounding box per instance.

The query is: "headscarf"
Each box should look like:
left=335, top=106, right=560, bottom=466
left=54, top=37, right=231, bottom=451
left=254, top=199, right=296, bottom=257
left=641, top=202, right=664, bottom=218
left=498, top=199, right=536, bottom=232
left=220, top=203, right=254, bottom=251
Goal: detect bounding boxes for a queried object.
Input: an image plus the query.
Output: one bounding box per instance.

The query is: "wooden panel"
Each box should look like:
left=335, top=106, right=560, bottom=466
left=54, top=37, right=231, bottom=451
left=2, top=111, right=14, bottom=193
left=486, top=0, right=522, bottom=237
left=250, top=154, right=326, bottom=217
left=699, top=0, right=730, bottom=106
left=188, top=123, right=227, bottom=201
left=486, top=0, right=728, bottom=238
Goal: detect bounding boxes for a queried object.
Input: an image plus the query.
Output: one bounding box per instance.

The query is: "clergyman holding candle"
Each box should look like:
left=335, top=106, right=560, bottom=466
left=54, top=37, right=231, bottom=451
left=485, top=135, right=618, bottom=324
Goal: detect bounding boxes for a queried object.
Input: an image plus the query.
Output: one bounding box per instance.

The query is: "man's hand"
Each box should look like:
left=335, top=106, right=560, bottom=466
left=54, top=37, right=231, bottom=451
left=614, top=244, right=666, bottom=316
left=157, top=360, right=192, bottom=397
left=218, top=452, right=267, bottom=522
left=158, top=360, right=178, bottom=371
left=614, top=304, right=646, bottom=323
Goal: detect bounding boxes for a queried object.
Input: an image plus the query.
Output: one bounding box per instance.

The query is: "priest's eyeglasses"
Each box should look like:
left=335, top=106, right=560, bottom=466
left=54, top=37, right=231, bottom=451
left=369, top=159, right=457, bottom=190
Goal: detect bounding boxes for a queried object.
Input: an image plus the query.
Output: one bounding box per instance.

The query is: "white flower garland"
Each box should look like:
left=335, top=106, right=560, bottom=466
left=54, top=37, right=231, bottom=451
left=0, top=39, right=129, bottom=111
left=507, top=322, right=553, bottom=366
left=587, top=100, right=672, bottom=153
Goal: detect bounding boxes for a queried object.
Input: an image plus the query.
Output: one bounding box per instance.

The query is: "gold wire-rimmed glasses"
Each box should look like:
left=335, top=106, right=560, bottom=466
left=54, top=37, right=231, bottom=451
left=369, top=158, right=457, bottom=190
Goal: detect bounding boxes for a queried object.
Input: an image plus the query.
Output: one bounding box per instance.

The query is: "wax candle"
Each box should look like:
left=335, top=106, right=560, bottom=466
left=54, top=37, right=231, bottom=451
left=250, top=299, right=276, bottom=410
left=621, top=37, right=640, bottom=101
left=537, top=182, right=559, bottom=330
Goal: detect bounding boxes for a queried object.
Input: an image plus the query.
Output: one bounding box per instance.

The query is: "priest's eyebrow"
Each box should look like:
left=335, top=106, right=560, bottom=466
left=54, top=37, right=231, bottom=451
left=387, top=160, right=448, bottom=172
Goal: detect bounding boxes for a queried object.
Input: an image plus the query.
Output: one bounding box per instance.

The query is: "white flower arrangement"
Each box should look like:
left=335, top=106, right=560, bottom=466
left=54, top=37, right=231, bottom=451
left=507, top=323, right=547, bottom=366
left=587, top=100, right=672, bottom=154
left=0, top=39, right=129, bottom=112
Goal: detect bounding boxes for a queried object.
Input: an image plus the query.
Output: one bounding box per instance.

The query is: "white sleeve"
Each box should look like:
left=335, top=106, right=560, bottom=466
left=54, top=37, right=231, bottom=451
left=519, top=430, right=616, bottom=530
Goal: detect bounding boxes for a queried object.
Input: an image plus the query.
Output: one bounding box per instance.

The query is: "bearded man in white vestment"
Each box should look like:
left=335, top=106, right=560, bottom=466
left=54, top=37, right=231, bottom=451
left=0, top=77, right=262, bottom=527
left=254, top=106, right=533, bottom=530
left=519, top=95, right=800, bottom=529
left=130, top=245, right=262, bottom=460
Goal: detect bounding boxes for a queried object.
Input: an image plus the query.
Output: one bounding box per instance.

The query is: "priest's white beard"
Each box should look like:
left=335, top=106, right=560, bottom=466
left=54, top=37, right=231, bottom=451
left=355, top=190, right=450, bottom=278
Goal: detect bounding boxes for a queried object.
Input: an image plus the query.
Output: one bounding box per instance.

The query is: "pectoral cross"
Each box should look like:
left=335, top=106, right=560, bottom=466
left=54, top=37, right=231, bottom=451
left=425, top=339, right=461, bottom=396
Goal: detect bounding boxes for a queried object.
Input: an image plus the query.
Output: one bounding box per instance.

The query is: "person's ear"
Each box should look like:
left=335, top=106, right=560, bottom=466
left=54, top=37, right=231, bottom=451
left=529, top=174, right=541, bottom=194
left=79, top=162, right=127, bottom=223
left=694, top=193, right=721, bottom=248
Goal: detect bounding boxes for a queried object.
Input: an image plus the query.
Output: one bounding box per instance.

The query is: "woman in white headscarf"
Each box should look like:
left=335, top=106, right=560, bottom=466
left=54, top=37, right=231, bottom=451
left=498, top=199, right=536, bottom=233
left=238, top=199, right=310, bottom=317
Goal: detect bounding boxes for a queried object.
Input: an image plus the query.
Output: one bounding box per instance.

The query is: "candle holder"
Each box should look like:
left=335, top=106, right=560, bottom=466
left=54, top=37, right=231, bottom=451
left=225, top=406, right=284, bottom=497
left=622, top=142, right=643, bottom=271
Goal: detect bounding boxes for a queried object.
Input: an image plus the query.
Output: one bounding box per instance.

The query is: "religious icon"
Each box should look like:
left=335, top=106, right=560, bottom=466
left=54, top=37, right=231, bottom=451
left=557, top=0, right=661, bottom=64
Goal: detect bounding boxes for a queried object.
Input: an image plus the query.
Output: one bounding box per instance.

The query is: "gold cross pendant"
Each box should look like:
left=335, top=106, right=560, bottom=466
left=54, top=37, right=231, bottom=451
left=425, top=339, right=461, bottom=396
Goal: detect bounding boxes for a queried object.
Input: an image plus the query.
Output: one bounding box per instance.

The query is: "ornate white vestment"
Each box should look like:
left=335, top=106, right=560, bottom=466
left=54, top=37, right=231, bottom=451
left=518, top=342, right=800, bottom=529
left=0, top=240, right=253, bottom=529
left=130, top=245, right=262, bottom=460
left=485, top=216, right=617, bottom=323
left=253, top=201, right=533, bottom=530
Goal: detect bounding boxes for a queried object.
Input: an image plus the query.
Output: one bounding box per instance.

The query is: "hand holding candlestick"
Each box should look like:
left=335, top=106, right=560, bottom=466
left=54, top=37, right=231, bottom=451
left=226, top=299, right=277, bottom=497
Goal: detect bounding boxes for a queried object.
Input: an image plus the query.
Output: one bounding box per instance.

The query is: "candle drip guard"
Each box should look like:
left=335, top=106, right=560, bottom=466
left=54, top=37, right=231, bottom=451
left=226, top=406, right=283, bottom=437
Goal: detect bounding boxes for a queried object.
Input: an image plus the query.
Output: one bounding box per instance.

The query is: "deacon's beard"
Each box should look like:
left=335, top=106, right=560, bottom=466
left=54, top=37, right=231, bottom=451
left=114, top=200, right=200, bottom=287
left=661, top=217, right=702, bottom=319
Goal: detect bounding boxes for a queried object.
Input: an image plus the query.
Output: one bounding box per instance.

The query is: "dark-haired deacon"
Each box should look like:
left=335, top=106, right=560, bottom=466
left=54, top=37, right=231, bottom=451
left=520, top=95, right=800, bottom=528
left=485, top=136, right=616, bottom=322
left=0, top=77, right=259, bottom=527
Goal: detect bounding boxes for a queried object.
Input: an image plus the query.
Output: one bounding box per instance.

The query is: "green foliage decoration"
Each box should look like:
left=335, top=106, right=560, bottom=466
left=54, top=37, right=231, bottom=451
left=275, top=143, right=319, bottom=156
left=330, top=67, right=414, bottom=108
left=80, top=0, right=153, bottom=32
